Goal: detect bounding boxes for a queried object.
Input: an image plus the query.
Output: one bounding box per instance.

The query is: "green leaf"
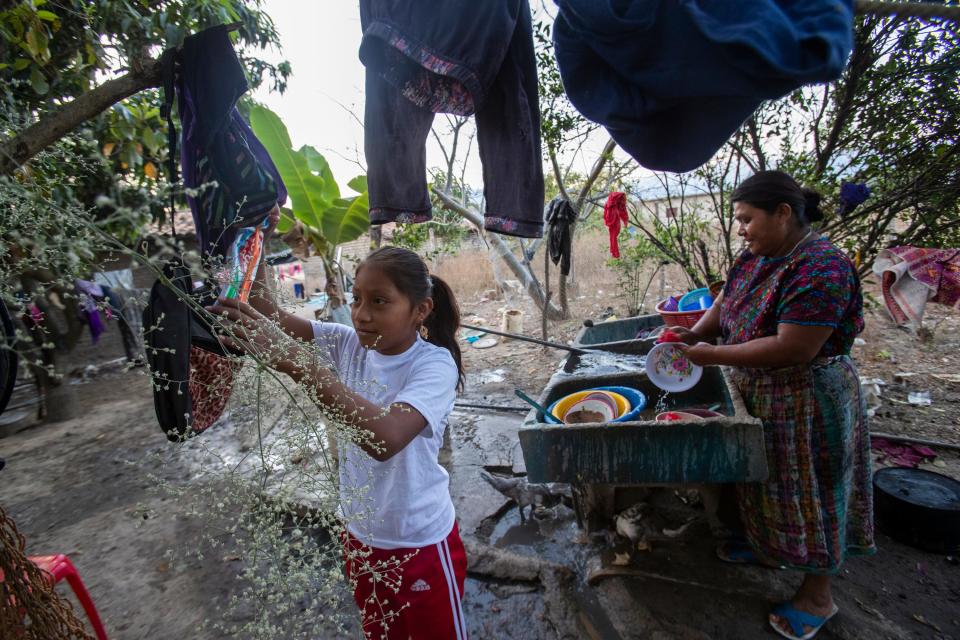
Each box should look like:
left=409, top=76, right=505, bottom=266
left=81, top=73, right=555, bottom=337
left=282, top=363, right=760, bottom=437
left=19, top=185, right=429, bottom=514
left=6, top=13, right=24, bottom=40
left=347, top=175, right=368, bottom=194
left=249, top=104, right=332, bottom=230
left=299, top=145, right=340, bottom=203
left=275, top=207, right=296, bottom=234
left=29, top=65, right=48, bottom=94
left=249, top=105, right=369, bottom=250
left=115, top=103, right=133, bottom=123
left=13, top=57, right=31, bottom=71
left=220, top=0, right=241, bottom=22
left=121, top=144, right=141, bottom=169
left=321, top=195, right=369, bottom=246
left=140, top=126, right=159, bottom=153
left=25, top=26, right=48, bottom=61
left=35, top=10, right=58, bottom=23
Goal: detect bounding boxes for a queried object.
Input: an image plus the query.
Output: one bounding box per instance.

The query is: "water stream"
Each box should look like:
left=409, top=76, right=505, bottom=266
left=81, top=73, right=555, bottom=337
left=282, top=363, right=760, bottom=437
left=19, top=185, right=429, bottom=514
left=654, top=392, right=670, bottom=415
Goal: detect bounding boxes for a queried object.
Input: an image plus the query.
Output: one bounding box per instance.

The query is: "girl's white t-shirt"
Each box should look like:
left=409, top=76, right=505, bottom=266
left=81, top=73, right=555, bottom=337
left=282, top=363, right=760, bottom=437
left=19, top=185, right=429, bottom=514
left=312, top=321, right=457, bottom=550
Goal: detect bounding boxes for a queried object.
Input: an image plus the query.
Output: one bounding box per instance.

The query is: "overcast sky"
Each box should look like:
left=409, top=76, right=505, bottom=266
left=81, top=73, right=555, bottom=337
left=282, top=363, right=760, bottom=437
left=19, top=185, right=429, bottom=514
left=251, top=2, right=369, bottom=187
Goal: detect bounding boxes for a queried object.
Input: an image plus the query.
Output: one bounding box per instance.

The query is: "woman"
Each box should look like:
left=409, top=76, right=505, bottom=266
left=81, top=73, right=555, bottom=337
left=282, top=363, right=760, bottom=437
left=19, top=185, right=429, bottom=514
left=672, top=171, right=875, bottom=640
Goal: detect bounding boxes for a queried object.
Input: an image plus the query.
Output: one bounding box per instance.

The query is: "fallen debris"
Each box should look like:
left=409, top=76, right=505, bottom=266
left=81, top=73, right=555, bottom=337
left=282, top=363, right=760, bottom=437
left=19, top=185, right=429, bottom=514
left=463, top=539, right=582, bottom=640
left=870, top=431, right=960, bottom=452
left=871, top=437, right=937, bottom=468
left=860, top=377, right=885, bottom=417
left=911, top=613, right=942, bottom=633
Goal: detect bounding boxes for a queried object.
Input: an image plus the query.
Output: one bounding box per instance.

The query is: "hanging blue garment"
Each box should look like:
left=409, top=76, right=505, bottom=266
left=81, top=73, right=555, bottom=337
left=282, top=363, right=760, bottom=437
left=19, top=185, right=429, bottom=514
left=553, top=0, right=854, bottom=172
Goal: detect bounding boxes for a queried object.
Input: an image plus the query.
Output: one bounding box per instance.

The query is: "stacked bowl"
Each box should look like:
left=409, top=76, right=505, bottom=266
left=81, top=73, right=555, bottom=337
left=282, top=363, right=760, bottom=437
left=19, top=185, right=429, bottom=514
left=547, top=386, right=646, bottom=425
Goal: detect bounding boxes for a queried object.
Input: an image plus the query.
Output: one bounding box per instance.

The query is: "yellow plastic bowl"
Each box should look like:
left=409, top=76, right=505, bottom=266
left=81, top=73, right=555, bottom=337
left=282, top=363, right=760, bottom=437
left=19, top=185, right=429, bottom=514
left=551, top=389, right=630, bottom=421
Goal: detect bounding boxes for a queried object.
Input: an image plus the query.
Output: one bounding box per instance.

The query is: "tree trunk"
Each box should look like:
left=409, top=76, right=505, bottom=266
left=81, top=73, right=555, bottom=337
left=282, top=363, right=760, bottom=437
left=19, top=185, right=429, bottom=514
left=555, top=138, right=619, bottom=317
left=40, top=376, right=78, bottom=423
left=542, top=244, right=550, bottom=344
left=369, top=225, right=383, bottom=251
left=20, top=316, right=78, bottom=423
left=432, top=189, right=564, bottom=320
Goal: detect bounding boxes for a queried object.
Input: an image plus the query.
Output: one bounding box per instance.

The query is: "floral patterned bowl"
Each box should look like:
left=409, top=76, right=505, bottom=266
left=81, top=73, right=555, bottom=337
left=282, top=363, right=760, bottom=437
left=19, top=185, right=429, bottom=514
left=645, top=342, right=703, bottom=392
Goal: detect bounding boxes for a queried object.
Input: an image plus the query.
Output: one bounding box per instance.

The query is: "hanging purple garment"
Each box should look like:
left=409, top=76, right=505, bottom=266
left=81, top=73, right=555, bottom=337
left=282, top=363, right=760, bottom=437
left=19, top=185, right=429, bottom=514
left=85, top=305, right=106, bottom=344
left=166, top=25, right=287, bottom=258
left=75, top=279, right=104, bottom=299
left=76, top=281, right=106, bottom=344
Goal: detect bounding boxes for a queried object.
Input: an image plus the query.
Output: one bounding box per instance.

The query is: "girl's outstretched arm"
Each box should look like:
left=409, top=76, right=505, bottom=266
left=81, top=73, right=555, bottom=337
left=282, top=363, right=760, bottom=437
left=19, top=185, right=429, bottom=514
left=244, top=205, right=314, bottom=342
left=246, top=251, right=315, bottom=343
left=208, top=297, right=430, bottom=462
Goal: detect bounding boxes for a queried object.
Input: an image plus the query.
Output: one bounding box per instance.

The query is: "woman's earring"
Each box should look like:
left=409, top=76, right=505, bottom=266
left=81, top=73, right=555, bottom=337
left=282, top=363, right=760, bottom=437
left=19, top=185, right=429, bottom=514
left=419, top=324, right=429, bottom=340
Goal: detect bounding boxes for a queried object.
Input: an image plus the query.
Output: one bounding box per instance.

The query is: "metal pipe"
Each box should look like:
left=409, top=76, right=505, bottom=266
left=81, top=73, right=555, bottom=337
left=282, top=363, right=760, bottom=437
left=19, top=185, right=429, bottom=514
left=461, top=323, right=593, bottom=354
left=454, top=402, right=529, bottom=413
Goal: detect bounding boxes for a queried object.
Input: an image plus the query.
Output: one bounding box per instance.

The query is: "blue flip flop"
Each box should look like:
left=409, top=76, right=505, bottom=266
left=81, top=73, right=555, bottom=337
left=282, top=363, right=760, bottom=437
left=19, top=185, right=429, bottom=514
left=769, top=602, right=839, bottom=640
left=716, top=540, right=786, bottom=569
left=716, top=540, right=759, bottom=564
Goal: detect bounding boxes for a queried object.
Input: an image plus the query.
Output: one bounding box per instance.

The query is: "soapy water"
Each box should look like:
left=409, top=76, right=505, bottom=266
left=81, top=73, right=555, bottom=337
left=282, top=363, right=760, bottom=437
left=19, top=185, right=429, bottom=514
left=568, top=352, right=647, bottom=376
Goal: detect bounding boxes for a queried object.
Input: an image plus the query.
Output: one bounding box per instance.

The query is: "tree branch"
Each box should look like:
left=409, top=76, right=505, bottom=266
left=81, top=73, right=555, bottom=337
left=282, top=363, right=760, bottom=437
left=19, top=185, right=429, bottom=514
left=0, top=59, right=163, bottom=174
left=575, top=138, right=617, bottom=211
left=815, top=22, right=876, bottom=176
left=432, top=187, right=564, bottom=319
left=746, top=116, right=767, bottom=171
left=547, top=143, right=572, bottom=202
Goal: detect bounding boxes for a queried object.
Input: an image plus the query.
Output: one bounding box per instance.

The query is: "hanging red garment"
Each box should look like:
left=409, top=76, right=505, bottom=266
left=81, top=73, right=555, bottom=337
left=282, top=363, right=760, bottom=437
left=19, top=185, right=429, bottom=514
left=603, top=192, right=628, bottom=258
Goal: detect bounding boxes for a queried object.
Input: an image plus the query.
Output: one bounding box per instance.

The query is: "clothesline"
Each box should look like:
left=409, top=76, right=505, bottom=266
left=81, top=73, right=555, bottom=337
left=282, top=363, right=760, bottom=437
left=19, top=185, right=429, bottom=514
left=854, top=0, right=960, bottom=20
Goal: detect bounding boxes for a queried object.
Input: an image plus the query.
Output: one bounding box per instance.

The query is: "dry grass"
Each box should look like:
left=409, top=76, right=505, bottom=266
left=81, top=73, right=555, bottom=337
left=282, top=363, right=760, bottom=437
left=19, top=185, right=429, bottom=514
left=433, top=248, right=499, bottom=298
left=432, top=229, right=695, bottom=319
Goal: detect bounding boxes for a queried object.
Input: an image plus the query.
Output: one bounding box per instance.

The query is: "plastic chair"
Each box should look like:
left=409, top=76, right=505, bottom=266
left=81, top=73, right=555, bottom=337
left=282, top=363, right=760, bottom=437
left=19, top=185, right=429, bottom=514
left=29, top=554, right=108, bottom=640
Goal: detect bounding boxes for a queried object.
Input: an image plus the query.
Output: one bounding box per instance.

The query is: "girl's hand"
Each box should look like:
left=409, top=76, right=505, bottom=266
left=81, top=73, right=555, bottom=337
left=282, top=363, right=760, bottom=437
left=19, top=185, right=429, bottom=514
left=683, top=342, right=719, bottom=366
left=264, top=204, right=281, bottom=242
left=206, top=296, right=303, bottom=371
left=654, top=326, right=701, bottom=345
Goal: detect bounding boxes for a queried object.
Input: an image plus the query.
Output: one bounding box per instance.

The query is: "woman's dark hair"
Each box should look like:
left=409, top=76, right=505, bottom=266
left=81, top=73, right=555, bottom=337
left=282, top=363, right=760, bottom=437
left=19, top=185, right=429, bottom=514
left=358, top=247, right=464, bottom=390
left=730, top=170, right=824, bottom=224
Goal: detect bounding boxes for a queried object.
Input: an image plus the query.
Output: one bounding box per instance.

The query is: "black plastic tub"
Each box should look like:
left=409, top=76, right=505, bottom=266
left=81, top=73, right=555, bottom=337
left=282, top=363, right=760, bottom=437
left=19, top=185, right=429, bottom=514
left=874, top=467, right=960, bottom=554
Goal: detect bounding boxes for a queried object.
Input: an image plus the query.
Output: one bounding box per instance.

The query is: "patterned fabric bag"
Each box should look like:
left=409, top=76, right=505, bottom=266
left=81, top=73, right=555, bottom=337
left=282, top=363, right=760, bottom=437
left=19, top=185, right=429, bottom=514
left=142, top=261, right=242, bottom=441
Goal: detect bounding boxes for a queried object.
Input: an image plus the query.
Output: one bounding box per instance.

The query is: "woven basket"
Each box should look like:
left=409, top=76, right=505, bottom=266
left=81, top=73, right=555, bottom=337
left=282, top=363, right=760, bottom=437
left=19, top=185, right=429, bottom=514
left=656, top=298, right=706, bottom=329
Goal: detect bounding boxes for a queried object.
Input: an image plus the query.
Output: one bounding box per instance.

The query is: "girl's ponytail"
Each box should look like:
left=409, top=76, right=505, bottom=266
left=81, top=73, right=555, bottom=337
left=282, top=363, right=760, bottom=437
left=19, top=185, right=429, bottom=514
left=424, top=274, right=464, bottom=391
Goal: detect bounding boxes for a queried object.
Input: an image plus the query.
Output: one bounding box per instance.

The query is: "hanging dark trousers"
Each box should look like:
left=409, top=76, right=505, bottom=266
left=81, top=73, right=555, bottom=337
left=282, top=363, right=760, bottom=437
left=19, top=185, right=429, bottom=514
left=360, top=0, right=545, bottom=238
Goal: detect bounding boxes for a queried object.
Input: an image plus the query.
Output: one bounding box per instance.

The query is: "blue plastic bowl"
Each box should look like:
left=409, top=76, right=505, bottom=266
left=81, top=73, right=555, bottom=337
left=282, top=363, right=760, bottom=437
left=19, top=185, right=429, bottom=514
left=679, top=288, right=714, bottom=311
left=546, top=385, right=647, bottom=423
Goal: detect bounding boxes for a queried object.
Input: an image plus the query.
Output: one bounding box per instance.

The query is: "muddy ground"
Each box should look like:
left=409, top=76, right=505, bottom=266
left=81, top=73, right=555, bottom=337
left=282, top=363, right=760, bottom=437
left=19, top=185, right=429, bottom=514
left=1, top=282, right=959, bottom=639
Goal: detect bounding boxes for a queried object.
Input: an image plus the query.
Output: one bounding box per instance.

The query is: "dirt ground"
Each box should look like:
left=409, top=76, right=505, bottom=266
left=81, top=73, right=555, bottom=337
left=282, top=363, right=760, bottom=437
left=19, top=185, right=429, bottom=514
left=2, top=257, right=959, bottom=639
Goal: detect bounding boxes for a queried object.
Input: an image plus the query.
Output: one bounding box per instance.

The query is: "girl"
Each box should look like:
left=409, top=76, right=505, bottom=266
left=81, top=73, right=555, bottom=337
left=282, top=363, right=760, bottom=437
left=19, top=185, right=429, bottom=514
left=210, top=246, right=468, bottom=640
